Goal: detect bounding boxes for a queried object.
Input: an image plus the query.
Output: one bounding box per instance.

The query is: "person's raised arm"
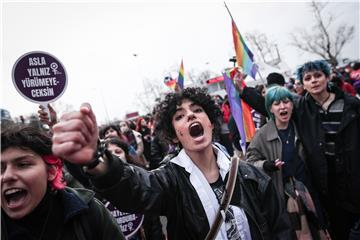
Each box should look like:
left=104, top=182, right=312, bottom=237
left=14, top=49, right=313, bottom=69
left=233, top=70, right=268, bottom=116
left=233, top=70, right=246, bottom=95
left=51, top=103, right=106, bottom=175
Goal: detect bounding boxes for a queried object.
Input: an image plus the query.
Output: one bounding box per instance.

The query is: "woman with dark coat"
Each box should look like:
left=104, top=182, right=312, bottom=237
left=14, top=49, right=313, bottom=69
left=1, top=124, right=124, bottom=240
left=51, top=87, right=291, bottom=240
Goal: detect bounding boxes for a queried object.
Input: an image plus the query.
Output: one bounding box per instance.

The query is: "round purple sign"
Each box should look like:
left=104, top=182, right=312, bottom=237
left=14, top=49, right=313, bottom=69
left=104, top=201, right=144, bottom=238
left=12, top=51, right=67, bottom=103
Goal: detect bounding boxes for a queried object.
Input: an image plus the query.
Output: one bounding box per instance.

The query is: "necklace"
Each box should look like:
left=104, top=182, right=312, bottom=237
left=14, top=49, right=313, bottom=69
left=279, top=124, right=293, bottom=144
left=319, top=92, right=331, bottom=107
left=285, top=128, right=292, bottom=144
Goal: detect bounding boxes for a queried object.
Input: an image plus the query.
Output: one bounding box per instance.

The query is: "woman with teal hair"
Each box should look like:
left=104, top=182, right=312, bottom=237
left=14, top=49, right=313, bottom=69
left=246, top=86, right=307, bottom=195
left=246, top=85, right=328, bottom=239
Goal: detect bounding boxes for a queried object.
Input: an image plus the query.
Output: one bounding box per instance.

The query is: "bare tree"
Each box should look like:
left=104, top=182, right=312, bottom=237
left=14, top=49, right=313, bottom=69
left=135, top=69, right=218, bottom=113
left=135, top=77, right=167, bottom=114
left=134, top=92, right=154, bottom=114
left=246, top=31, right=281, bottom=68
left=291, top=1, right=354, bottom=67
left=187, top=69, right=217, bottom=86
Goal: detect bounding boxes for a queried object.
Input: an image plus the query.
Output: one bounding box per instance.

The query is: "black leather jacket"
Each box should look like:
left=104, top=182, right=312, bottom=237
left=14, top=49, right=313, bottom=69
left=90, top=148, right=291, bottom=240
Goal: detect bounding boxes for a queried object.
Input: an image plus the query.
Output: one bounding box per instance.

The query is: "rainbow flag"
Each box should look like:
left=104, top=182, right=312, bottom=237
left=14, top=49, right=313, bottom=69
left=177, top=60, right=184, bottom=89
left=164, top=76, right=177, bottom=90
left=231, top=19, right=257, bottom=79
left=223, top=69, right=255, bottom=154
left=225, top=16, right=257, bottom=154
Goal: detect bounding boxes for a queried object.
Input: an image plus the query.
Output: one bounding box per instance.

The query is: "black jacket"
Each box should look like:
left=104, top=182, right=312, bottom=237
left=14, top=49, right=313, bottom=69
left=1, top=187, right=124, bottom=240
left=295, top=87, right=360, bottom=212
left=150, top=134, right=170, bottom=169
left=241, top=85, right=360, bottom=213
left=90, top=148, right=291, bottom=240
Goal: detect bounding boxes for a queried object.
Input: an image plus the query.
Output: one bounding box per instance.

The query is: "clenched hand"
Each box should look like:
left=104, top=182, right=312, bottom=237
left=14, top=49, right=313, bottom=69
left=52, top=103, right=98, bottom=165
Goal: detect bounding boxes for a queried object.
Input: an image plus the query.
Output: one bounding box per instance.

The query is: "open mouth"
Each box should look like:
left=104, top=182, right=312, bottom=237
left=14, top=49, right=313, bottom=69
left=3, top=188, right=27, bottom=206
left=189, top=122, right=204, bottom=138
left=279, top=111, right=288, bottom=116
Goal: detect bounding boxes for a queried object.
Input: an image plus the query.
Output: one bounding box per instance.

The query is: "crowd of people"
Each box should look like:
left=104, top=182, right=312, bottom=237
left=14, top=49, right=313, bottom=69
left=1, top=59, right=360, bottom=240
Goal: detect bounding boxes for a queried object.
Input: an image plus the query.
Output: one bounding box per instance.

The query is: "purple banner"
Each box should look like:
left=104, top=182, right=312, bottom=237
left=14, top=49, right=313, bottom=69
left=223, top=71, right=247, bottom=155
left=12, top=51, right=67, bottom=103
left=104, top=201, right=144, bottom=238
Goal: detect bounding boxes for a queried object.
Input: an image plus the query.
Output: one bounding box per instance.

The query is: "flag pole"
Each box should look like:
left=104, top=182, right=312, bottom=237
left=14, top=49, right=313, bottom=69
left=224, top=2, right=235, bottom=21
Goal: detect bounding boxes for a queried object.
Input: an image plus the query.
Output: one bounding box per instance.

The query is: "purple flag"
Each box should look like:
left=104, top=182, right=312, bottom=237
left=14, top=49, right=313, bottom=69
left=223, top=71, right=247, bottom=154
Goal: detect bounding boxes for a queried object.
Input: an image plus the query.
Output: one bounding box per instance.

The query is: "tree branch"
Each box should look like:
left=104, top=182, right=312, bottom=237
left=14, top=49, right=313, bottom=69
left=289, top=0, right=354, bottom=67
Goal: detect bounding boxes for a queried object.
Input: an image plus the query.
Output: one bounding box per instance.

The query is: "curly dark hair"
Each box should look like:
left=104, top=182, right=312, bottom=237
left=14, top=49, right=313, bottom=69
left=154, top=87, right=222, bottom=143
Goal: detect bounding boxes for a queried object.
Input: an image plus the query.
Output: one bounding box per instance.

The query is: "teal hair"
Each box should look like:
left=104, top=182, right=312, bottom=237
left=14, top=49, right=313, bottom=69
left=265, top=86, right=294, bottom=120
left=296, top=60, right=331, bottom=84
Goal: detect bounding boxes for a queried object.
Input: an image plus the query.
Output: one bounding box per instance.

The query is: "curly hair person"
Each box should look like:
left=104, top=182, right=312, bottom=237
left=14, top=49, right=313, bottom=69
left=154, top=87, right=222, bottom=145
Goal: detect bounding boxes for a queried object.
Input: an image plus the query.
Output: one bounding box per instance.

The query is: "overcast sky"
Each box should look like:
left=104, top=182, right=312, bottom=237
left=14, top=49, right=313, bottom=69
left=1, top=0, right=359, bottom=124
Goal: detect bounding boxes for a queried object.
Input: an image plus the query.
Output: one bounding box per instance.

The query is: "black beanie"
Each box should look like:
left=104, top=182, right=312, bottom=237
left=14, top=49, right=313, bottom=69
left=266, top=72, right=285, bottom=86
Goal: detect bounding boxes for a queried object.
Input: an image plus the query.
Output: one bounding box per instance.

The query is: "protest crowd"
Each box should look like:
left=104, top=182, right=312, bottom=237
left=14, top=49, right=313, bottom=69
left=2, top=57, right=360, bottom=240
left=2, top=2, right=360, bottom=235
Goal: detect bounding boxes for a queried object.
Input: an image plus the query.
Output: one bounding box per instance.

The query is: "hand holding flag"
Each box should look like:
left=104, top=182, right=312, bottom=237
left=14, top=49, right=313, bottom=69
left=223, top=68, right=255, bottom=155
left=224, top=3, right=257, bottom=155
left=231, top=67, right=246, bottom=94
